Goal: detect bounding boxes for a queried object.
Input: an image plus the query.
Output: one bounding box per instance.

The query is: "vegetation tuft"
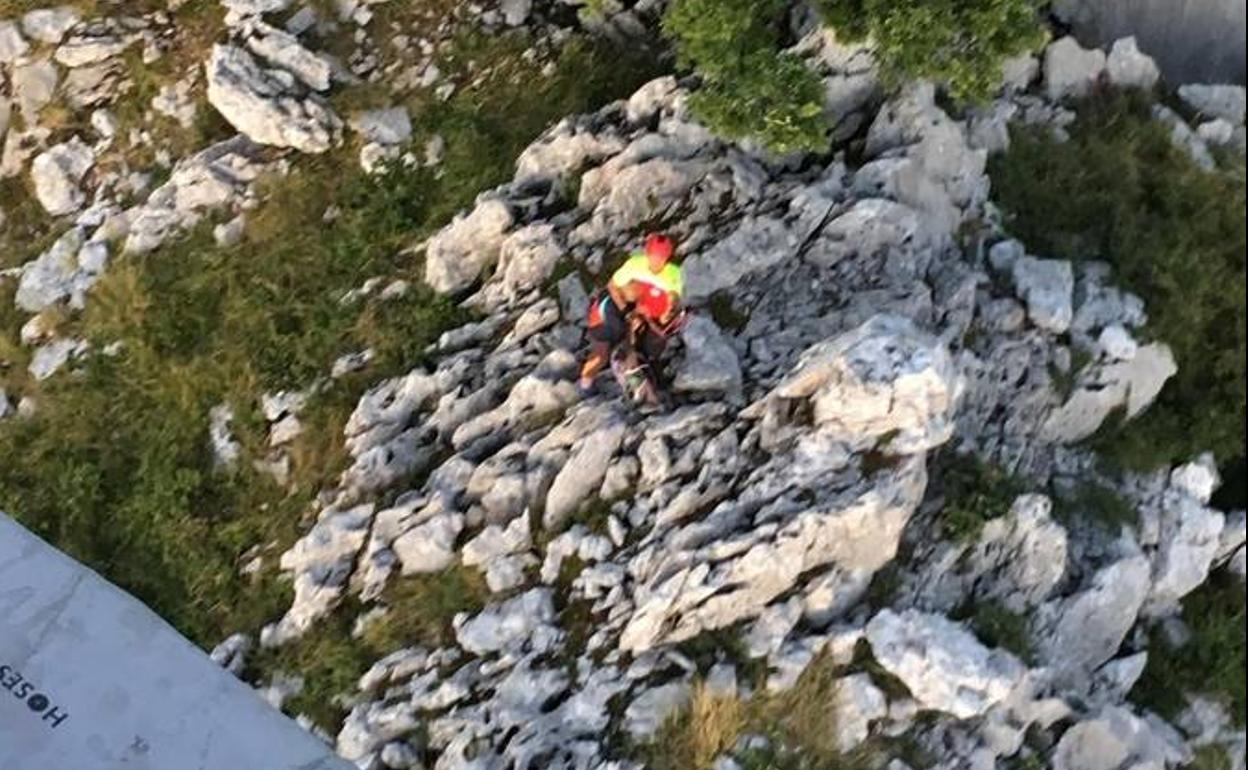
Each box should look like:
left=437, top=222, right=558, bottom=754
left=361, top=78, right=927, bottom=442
left=1131, top=568, right=1246, bottom=728
left=816, top=0, right=1046, bottom=103
left=932, top=451, right=1023, bottom=542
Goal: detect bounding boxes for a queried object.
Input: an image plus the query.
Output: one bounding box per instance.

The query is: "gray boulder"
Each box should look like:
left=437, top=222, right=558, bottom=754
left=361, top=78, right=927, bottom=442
left=1053, top=706, right=1190, bottom=770
left=1041, top=342, right=1177, bottom=443
left=673, top=316, right=743, bottom=396
left=21, top=7, right=79, bottom=44
left=1044, top=36, right=1107, bottom=101
left=423, top=199, right=514, bottom=294
left=205, top=44, right=342, bottom=154
left=0, top=20, right=29, bottom=63
left=11, top=58, right=59, bottom=119
left=1012, top=256, right=1074, bottom=334
left=349, top=107, right=412, bottom=146
left=1178, top=83, right=1246, bottom=125
left=772, top=314, right=964, bottom=454
left=244, top=21, right=333, bottom=92
left=683, top=216, right=797, bottom=301
left=31, top=137, right=95, bottom=215
left=865, top=609, right=1026, bottom=719
left=1031, top=556, right=1151, bottom=688
left=262, top=504, right=374, bottom=646
left=1106, top=37, right=1160, bottom=90
left=544, top=416, right=626, bottom=529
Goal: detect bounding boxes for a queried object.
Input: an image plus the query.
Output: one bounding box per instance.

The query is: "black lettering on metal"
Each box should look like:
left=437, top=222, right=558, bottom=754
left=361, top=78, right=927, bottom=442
left=43, top=706, right=69, bottom=728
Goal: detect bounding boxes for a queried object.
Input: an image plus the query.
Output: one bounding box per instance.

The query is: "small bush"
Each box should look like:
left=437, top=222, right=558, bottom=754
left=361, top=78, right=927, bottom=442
left=647, top=683, right=748, bottom=770
left=1131, top=569, right=1246, bottom=728
left=1051, top=481, right=1138, bottom=531
left=989, top=89, right=1247, bottom=474
left=816, top=0, right=1046, bottom=103
left=663, top=0, right=828, bottom=153
left=961, top=601, right=1034, bottom=664
left=934, top=451, right=1024, bottom=542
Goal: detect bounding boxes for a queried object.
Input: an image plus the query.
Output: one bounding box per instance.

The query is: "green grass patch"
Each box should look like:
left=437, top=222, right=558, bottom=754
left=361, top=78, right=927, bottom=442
left=1131, top=568, right=1246, bottom=728
left=1051, top=480, right=1138, bottom=531
left=249, top=566, right=489, bottom=730
left=957, top=601, right=1034, bottom=664
left=1191, top=745, right=1234, bottom=770
left=932, top=450, right=1023, bottom=542
left=989, top=88, right=1247, bottom=474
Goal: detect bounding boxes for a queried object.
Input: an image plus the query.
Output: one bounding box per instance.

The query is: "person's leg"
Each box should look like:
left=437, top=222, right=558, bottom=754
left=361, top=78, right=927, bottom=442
left=579, top=300, right=626, bottom=389
left=579, top=341, right=610, bottom=386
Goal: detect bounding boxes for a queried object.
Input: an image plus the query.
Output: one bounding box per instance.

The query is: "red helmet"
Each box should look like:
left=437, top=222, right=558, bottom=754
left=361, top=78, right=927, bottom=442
left=644, top=233, right=674, bottom=262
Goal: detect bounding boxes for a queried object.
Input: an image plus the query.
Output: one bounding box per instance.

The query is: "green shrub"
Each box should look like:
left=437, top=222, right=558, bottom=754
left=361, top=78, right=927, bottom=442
left=817, top=0, right=1046, bottom=103
left=663, top=0, right=828, bottom=153
left=961, top=602, right=1034, bottom=664
left=1131, top=569, right=1246, bottom=728
left=934, top=451, right=1024, bottom=542
left=989, top=90, right=1247, bottom=474
left=1051, top=480, right=1138, bottom=531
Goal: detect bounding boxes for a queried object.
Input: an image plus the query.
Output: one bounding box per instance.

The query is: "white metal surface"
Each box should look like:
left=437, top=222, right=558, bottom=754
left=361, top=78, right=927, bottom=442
left=0, top=512, right=352, bottom=770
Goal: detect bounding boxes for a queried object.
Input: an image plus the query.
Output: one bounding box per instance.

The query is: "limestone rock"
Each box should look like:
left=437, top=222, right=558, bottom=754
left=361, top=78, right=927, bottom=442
left=1040, top=343, right=1177, bottom=443
left=31, top=137, right=95, bottom=216
left=206, top=44, right=342, bottom=154
left=772, top=314, right=964, bottom=454
left=1106, top=37, right=1160, bottom=90
left=262, top=504, right=373, bottom=646
left=1012, top=256, right=1074, bottom=334
left=1031, top=556, right=1151, bottom=687
left=1178, top=83, right=1246, bottom=125
left=244, top=21, right=333, bottom=92
left=544, top=415, right=626, bottom=529
left=424, top=199, right=514, bottom=294
left=833, top=673, right=888, bottom=752
left=673, top=315, right=742, bottom=396
left=0, top=21, right=29, bottom=63
left=683, top=216, right=798, bottom=301
left=350, top=107, right=412, bottom=146
left=865, top=609, right=1026, bottom=719
left=1145, top=461, right=1226, bottom=615
left=1053, top=706, right=1190, bottom=770
left=1044, top=36, right=1107, bottom=101
left=11, top=58, right=59, bottom=119
left=55, top=34, right=133, bottom=68
left=393, top=512, right=464, bottom=575
left=21, top=7, right=79, bottom=45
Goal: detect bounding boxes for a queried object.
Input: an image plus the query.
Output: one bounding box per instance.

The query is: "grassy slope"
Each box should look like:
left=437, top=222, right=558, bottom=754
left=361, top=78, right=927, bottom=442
left=1, top=23, right=666, bottom=730
left=988, top=88, right=1247, bottom=479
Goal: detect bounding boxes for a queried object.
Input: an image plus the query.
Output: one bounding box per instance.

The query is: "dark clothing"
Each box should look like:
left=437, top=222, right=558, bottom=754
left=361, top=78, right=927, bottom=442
left=586, top=294, right=628, bottom=346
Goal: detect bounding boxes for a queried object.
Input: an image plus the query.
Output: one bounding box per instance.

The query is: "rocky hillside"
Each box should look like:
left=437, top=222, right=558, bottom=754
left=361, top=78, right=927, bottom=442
left=1, top=3, right=1245, bottom=770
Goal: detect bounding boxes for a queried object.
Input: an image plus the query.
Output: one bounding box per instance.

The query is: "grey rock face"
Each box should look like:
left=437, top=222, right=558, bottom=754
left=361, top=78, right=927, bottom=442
left=1106, top=36, right=1160, bottom=89
left=673, top=315, right=742, bottom=396
left=772, top=314, right=964, bottom=454
left=206, top=44, right=342, bottom=153
left=865, top=609, right=1026, bottom=719
left=424, top=199, right=514, bottom=294
left=1011, top=256, right=1074, bottom=334
left=1031, top=556, right=1151, bottom=687
left=1178, top=83, right=1246, bottom=125
left=1044, top=36, right=1108, bottom=101
left=31, top=137, right=95, bottom=216
left=0, top=21, right=30, bottom=63
left=21, top=7, right=79, bottom=44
